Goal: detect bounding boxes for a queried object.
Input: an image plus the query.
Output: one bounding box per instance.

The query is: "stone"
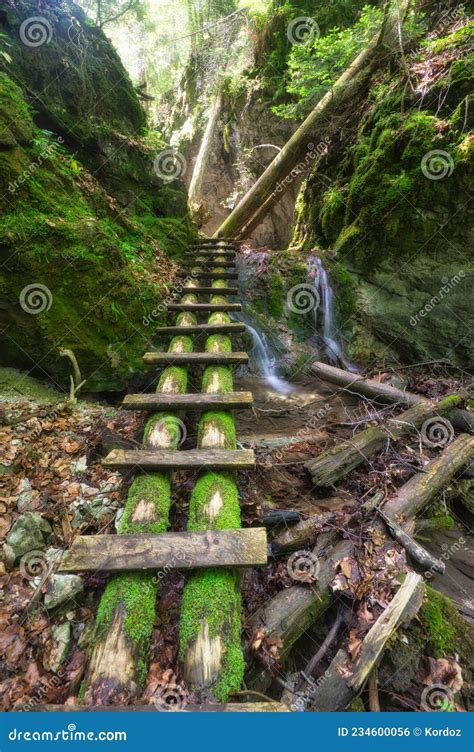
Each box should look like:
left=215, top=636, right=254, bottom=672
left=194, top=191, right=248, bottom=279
left=6, top=512, right=52, bottom=561
left=43, top=622, right=71, bottom=672
left=16, top=478, right=33, bottom=512
left=44, top=574, right=83, bottom=609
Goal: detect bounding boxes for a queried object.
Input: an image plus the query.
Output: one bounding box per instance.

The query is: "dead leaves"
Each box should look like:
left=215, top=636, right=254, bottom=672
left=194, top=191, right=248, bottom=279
left=422, top=657, right=463, bottom=694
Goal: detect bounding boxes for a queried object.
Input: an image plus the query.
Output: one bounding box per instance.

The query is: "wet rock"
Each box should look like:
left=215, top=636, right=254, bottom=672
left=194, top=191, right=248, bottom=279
left=43, top=622, right=71, bottom=672
left=16, top=478, right=34, bottom=512
left=44, top=574, right=83, bottom=609
left=5, top=512, right=52, bottom=561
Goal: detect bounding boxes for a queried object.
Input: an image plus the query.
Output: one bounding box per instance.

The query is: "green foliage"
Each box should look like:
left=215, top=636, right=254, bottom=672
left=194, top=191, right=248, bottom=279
left=273, top=4, right=383, bottom=118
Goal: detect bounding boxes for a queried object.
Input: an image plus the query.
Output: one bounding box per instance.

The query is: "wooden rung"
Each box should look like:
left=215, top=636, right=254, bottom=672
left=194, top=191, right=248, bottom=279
left=173, top=286, right=239, bottom=295
left=185, top=250, right=236, bottom=257
left=192, top=240, right=238, bottom=245
left=58, top=528, right=267, bottom=572
left=155, top=323, right=245, bottom=336
left=122, top=391, right=253, bottom=410
left=103, top=447, right=255, bottom=471
left=33, top=702, right=290, bottom=712
left=143, top=352, right=249, bottom=365
left=177, top=271, right=239, bottom=279
left=181, top=260, right=235, bottom=268
left=167, top=303, right=242, bottom=312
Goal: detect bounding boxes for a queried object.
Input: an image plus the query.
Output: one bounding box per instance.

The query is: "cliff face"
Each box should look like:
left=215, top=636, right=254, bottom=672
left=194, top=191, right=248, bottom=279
left=293, top=13, right=474, bottom=369
left=0, top=0, right=194, bottom=392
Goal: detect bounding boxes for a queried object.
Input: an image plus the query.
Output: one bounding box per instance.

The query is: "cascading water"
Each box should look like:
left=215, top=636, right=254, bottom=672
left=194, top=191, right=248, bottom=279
left=307, top=255, right=358, bottom=372
left=233, top=311, right=293, bottom=394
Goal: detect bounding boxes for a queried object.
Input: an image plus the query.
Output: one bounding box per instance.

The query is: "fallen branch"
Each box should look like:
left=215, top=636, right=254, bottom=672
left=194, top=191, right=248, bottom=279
left=377, top=509, right=445, bottom=574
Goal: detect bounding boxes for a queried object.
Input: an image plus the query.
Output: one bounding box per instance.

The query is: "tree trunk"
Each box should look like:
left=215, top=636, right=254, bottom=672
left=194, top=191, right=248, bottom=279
left=214, top=0, right=410, bottom=239
left=305, top=390, right=470, bottom=487
left=188, top=90, right=223, bottom=211
left=82, top=299, right=197, bottom=705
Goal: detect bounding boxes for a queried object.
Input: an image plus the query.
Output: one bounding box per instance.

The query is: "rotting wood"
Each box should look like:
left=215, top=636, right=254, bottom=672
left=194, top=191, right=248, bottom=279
left=305, top=390, right=470, bottom=487
left=103, top=447, right=255, bottom=471
left=143, top=352, right=248, bottom=365
left=167, top=303, right=242, bottom=312
left=377, top=509, right=445, bottom=574
left=155, top=323, right=245, bottom=335
left=308, top=573, right=424, bottom=712
left=311, top=361, right=474, bottom=433
left=59, top=528, right=268, bottom=573
left=122, top=391, right=253, bottom=411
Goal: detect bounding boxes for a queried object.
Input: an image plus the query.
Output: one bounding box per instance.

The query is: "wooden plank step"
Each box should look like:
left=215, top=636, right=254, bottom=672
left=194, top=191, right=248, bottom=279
left=33, top=702, right=290, bottom=712
left=185, top=250, right=236, bottom=257
left=143, top=351, right=249, bottom=365
left=177, top=271, right=239, bottom=280
left=192, top=239, right=238, bottom=245
left=155, top=323, right=245, bottom=336
left=173, top=286, right=238, bottom=295
left=167, top=303, right=242, bottom=312
left=122, top=391, right=253, bottom=410
left=103, top=447, right=255, bottom=471
left=181, top=260, right=235, bottom=268
left=58, top=528, right=267, bottom=572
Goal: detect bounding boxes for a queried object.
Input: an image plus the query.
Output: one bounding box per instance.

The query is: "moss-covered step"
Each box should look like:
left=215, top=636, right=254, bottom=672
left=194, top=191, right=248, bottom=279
left=170, top=286, right=239, bottom=295
left=155, top=323, right=245, bottom=335
left=167, top=303, right=242, bottom=312
left=59, top=528, right=268, bottom=572
left=143, top=352, right=248, bottom=365
left=122, top=392, right=253, bottom=410
left=176, top=271, right=239, bottom=280
left=184, top=250, right=237, bottom=257
left=103, top=448, right=255, bottom=471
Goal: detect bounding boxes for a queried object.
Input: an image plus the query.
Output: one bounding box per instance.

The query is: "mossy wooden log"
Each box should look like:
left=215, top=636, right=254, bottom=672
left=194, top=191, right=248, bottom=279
left=155, top=323, right=245, bottom=336
left=171, top=286, right=239, bottom=296
left=59, top=528, right=268, bottom=573
left=82, top=307, right=197, bottom=705
left=214, top=0, right=410, bottom=239
left=122, top=391, right=253, bottom=410
left=176, top=271, right=239, bottom=280
left=311, top=361, right=474, bottom=433
left=143, top=352, right=248, bottom=365
left=167, top=303, right=241, bottom=312
left=103, top=447, right=255, bottom=471
left=305, top=391, right=469, bottom=486
left=307, top=573, right=424, bottom=712
left=383, top=433, right=474, bottom=521
left=179, top=305, right=247, bottom=701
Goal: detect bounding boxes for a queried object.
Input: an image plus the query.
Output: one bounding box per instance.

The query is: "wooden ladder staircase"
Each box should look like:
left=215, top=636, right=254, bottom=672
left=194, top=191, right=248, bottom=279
left=48, top=238, right=289, bottom=712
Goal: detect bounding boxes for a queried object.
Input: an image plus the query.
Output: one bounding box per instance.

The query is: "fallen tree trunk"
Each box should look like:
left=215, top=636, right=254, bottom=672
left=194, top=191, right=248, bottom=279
left=83, top=298, right=197, bottom=704
left=307, top=572, right=424, bottom=711
left=305, top=390, right=470, bottom=487
left=188, top=90, right=223, bottom=211
left=248, top=437, right=473, bottom=691
left=214, top=0, right=409, bottom=238
left=179, top=274, right=246, bottom=701
left=311, top=361, right=474, bottom=433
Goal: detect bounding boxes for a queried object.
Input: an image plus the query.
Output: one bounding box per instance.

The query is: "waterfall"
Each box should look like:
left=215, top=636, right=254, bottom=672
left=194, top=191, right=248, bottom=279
left=307, top=256, right=358, bottom=372
left=233, top=311, right=293, bottom=394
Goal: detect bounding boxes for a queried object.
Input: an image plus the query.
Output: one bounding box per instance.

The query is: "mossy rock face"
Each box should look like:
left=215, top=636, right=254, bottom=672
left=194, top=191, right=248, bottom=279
left=293, top=18, right=474, bottom=368
left=0, top=5, right=195, bottom=392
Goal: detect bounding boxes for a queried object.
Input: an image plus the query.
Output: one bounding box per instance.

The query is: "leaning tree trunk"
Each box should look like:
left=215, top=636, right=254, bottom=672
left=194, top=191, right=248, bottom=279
left=214, top=0, right=410, bottom=239
left=179, top=262, right=244, bottom=701
left=305, top=389, right=470, bottom=487
left=188, top=90, right=223, bottom=211
left=82, top=299, right=197, bottom=704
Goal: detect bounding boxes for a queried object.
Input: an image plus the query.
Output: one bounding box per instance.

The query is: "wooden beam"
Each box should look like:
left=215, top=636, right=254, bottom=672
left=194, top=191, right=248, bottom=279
left=185, top=251, right=236, bottom=257
left=181, top=260, right=236, bottom=269
left=122, top=391, right=253, bottom=410
left=167, top=303, right=242, bottom=312
left=171, top=286, right=239, bottom=296
left=176, top=271, right=239, bottom=280
left=143, top=352, right=249, bottom=365
left=103, top=448, right=255, bottom=471
left=155, top=323, right=245, bottom=336
left=58, top=528, right=268, bottom=572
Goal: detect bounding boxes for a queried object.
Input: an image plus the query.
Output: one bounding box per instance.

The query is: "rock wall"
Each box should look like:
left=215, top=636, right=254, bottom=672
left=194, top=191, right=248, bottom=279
left=0, top=0, right=194, bottom=392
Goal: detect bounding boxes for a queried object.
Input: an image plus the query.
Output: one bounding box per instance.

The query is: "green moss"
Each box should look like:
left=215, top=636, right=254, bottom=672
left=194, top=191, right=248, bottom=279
left=169, top=335, right=193, bottom=352
left=93, top=572, right=157, bottom=684
left=118, top=472, right=171, bottom=535
left=202, top=365, right=233, bottom=393
left=157, top=366, right=188, bottom=393
left=188, top=471, right=241, bottom=531
left=206, top=335, right=232, bottom=352
left=420, top=586, right=474, bottom=661
left=179, top=569, right=244, bottom=701
left=198, top=410, right=237, bottom=450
